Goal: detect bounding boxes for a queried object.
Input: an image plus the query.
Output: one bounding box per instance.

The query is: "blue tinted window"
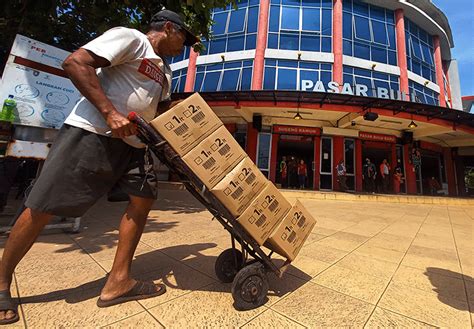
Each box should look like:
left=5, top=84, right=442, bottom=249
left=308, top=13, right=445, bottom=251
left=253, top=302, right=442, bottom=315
left=302, top=8, right=320, bottom=31
left=246, top=34, right=257, bottom=49
left=343, top=0, right=396, bottom=65
left=194, top=73, right=204, bottom=91
left=344, top=65, right=399, bottom=99
left=277, top=69, right=297, bottom=90
left=248, top=7, right=259, bottom=33
left=264, top=67, right=276, bottom=90
left=409, top=80, right=439, bottom=105
left=281, top=6, right=300, bottom=30
left=280, top=33, right=299, bottom=50
left=220, top=69, right=240, bottom=90
left=227, top=35, right=245, bottom=51
left=209, top=38, right=226, bottom=54
left=212, top=12, right=228, bottom=35
left=354, top=16, right=371, bottom=41
left=241, top=67, right=252, bottom=90
left=406, top=19, right=436, bottom=82
left=267, top=1, right=332, bottom=52
left=228, top=8, right=246, bottom=33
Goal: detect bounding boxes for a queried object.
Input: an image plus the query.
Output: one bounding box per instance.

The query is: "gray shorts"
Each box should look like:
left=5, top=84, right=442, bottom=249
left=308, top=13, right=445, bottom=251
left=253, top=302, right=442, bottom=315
left=25, top=124, right=157, bottom=217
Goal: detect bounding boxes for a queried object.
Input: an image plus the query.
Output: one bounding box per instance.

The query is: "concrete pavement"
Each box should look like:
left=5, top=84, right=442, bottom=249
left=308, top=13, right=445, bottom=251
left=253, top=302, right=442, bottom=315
left=0, top=188, right=473, bottom=327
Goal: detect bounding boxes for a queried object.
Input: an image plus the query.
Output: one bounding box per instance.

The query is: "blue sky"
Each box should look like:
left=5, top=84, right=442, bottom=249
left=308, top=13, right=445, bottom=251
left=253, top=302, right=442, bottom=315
left=433, top=0, right=474, bottom=96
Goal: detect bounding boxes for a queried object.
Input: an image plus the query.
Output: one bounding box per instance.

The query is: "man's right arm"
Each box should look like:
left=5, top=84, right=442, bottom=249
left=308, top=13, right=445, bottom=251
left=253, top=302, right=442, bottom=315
left=62, top=48, right=136, bottom=138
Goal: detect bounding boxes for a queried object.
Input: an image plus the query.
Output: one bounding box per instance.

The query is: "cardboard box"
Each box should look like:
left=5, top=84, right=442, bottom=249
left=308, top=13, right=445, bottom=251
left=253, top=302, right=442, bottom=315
left=182, top=126, right=246, bottom=189
left=150, top=93, right=222, bottom=156
left=236, top=182, right=291, bottom=245
left=264, top=200, right=317, bottom=261
left=211, top=157, right=268, bottom=217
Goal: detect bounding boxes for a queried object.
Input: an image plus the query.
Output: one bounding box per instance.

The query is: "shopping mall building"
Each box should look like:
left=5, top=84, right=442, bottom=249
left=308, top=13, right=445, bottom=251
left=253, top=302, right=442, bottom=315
left=169, top=0, right=474, bottom=196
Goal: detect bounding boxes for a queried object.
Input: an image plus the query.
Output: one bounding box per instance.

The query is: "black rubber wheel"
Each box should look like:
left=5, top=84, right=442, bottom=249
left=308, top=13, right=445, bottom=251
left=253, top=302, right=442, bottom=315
left=231, top=263, right=269, bottom=310
left=215, top=248, right=244, bottom=283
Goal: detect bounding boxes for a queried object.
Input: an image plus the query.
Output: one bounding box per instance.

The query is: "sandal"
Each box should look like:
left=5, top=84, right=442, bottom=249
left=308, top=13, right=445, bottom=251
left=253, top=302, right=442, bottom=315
left=96, top=281, right=166, bottom=308
left=0, top=290, right=19, bottom=325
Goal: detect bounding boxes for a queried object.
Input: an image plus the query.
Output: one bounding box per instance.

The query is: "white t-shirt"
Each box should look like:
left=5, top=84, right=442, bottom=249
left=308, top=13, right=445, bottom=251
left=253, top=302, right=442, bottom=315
left=64, top=27, right=172, bottom=148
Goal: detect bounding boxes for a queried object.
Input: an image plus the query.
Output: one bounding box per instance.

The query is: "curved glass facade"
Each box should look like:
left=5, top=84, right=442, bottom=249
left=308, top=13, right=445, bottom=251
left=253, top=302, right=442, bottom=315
left=268, top=0, right=333, bottom=52
left=405, top=19, right=436, bottom=83
left=342, top=0, right=397, bottom=65
left=200, top=0, right=260, bottom=55
left=168, top=0, right=446, bottom=108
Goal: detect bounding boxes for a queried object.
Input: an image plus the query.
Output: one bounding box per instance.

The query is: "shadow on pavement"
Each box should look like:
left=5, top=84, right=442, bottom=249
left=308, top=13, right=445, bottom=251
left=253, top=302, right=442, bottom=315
left=424, top=267, right=471, bottom=311
left=19, top=243, right=311, bottom=309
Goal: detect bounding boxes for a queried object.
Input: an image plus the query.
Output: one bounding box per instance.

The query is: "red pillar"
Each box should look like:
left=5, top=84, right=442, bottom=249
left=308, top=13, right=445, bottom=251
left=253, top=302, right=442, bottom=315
left=355, top=139, right=363, bottom=192
left=395, top=9, right=409, bottom=100
left=332, top=136, right=344, bottom=191
left=433, top=36, right=447, bottom=107
left=443, top=61, right=452, bottom=107
left=403, top=144, right=417, bottom=194
left=269, top=133, right=279, bottom=183
left=313, top=136, right=321, bottom=190
left=184, top=48, right=199, bottom=92
left=443, top=147, right=457, bottom=196
left=332, top=0, right=343, bottom=86
left=252, top=0, right=270, bottom=90
left=246, top=123, right=258, bottom=162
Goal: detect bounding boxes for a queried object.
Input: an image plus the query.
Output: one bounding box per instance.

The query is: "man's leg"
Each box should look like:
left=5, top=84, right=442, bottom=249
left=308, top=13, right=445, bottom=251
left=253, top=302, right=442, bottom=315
left=99, top=195, right=156, bottom=301
left=0, top=208, right=52, bottom=321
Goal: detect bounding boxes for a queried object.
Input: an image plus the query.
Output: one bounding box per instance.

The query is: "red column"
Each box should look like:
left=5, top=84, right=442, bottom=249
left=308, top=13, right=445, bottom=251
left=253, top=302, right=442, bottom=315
left=443, top=147, right=457, bottom=196
left=184, top=48, right=199, bottom=92
left=443, top=61, right=452, bottom=107
left=332, top=136, right=344, bottom=191
left=252, top=0, right=270, bottom=90
left=246, top=123, right=258, bottom=162
left=355, top=139, right=363, bottom=192
left=313, top=136, right=321, bottom=190
left=332, top=0, right=343, bottom=86
left=269, top=133, right=279, bottom=183
left=395, top=9, right=409, bottom=100
left=433, top=36, right=447, bottom=107
left=403, top=144, right=417, bottom=194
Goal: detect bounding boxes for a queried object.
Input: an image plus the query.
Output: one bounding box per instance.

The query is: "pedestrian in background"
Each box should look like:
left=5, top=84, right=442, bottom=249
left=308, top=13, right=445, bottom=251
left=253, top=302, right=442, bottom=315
left=336, top=159, right=348, bottom=192
left=297, top=159, right=307, bottom=189
left=363, top=158, right=377, bottom=193
left=379, top=159, right=391, bottom=193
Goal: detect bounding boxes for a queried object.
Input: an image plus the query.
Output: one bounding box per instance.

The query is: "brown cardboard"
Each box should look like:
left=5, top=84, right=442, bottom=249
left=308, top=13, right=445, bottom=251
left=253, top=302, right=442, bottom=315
left=264, top=200, right=317, bottom=261
left=210, top=157, right=267, bottom=217
left=150, top=93, right=222, bottom=156
left=236, top=182, right=291, bottom=245
left=181, top=126, right=246, bottom=189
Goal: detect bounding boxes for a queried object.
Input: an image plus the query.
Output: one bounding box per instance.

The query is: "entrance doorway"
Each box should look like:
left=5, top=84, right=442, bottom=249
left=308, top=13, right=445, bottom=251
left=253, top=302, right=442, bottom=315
left=362, top=143, right=392, bottom=193
left=420, top=154, right=443, bottom=195
left=277, top=135, right=314, bottom=189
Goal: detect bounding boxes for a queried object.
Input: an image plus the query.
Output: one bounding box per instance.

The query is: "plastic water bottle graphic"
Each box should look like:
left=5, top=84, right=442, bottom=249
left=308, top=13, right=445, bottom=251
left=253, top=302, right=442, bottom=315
left=0, top=95, right=16, bottom=123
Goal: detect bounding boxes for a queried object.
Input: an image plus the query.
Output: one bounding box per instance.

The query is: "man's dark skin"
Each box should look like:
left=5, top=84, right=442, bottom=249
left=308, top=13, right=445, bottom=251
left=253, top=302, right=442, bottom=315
left=0, top=21, right=187, bottom=322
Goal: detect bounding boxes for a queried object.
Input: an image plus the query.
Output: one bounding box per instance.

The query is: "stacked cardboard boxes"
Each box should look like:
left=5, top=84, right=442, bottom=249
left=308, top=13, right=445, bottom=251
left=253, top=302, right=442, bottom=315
left=150, top=93, right=316, bottom=261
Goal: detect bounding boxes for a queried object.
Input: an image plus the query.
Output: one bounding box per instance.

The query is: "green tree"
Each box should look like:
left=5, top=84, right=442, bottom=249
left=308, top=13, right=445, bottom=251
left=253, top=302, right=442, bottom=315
left=0, top=0, right=238, bottom=74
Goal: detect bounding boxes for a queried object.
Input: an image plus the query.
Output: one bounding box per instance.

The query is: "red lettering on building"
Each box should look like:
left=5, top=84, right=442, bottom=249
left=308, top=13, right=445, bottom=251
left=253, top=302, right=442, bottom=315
left=138, top=59, right=164, bottom=85
left=359, top=132, right=396, bottom=143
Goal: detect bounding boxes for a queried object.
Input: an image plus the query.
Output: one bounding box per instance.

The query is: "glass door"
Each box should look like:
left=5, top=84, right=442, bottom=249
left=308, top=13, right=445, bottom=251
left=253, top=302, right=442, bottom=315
left=256, top=132, right=272, bottom=178
left=320, top=136, right=333, bottom=190
left=344, top=138, right=355, bottom=191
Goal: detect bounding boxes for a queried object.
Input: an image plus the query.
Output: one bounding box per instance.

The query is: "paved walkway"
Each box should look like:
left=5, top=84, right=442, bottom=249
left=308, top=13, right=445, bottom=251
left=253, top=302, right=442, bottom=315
left=0, top=189, right=473, bottom=327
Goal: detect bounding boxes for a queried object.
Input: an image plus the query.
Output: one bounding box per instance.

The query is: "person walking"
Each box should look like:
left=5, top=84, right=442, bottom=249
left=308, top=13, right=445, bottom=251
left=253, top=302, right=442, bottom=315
left=287, top=156, right=297, bottom=189
left=279, top=156, right=288, bottom=188
left=297, top=159, right=308, bottom=189
left=363, top=158, right=377, bottom=193
left=0, top=9, right=199, bottom=324
left=336, top=159, right=348, bottom=192
left=379, top=159, right=391, bottom=193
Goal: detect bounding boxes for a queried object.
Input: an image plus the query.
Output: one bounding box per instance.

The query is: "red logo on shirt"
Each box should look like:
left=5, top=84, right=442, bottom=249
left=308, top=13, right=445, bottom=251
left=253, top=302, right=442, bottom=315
left=138, top=59, right=164, bottom=86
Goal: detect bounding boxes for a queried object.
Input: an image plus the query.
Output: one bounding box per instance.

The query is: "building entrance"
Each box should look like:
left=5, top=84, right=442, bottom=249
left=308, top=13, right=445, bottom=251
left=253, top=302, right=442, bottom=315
left=277, top=135, right=314, bottom=189
left=362, top=143, right=393, bottom=193
left=420, top=154, right=443, bottom=195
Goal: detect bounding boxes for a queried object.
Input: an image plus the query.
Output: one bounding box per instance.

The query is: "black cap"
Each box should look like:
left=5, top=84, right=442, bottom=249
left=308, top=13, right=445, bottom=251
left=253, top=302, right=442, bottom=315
left=151, top=9, right=199, bottom=46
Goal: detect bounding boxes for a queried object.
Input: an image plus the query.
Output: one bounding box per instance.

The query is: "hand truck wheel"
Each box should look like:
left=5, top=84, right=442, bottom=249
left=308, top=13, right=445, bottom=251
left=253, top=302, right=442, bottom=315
left=231, top=262, right=269, bottom=310
left=215, top=248, right=243, bottom=283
